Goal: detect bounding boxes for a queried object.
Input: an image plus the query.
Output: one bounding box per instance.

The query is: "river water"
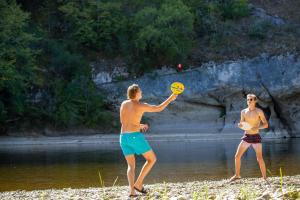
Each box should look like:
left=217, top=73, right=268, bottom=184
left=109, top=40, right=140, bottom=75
left=0, top=137, right=299, bottom=191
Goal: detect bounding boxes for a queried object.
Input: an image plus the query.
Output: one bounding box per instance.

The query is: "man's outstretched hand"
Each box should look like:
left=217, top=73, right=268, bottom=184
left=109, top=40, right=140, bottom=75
left=170, top=94, right=178, bottom=102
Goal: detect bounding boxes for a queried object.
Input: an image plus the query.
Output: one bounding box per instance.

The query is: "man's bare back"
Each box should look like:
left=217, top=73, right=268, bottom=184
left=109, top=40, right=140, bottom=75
left=120, top=86, right=177, bottom=133
left=120, top=100, right=145, bottom=133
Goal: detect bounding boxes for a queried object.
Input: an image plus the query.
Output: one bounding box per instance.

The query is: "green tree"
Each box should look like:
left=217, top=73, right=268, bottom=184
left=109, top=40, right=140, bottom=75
left=217, top=0, right=250, bottom=20
left=59, top=1, right=128, bottom=55
left=133, top=0, right=194, bottom=67
left=48, top=76, right=111, bottom=128
left=185, top=0, right=220, bottom=36
left=40, top=40, right=113, bottom=128
left=0, top=0, right=39, bottom=127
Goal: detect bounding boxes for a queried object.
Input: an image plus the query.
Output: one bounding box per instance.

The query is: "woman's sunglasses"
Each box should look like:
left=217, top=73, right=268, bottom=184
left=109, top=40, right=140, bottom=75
left=247, top=98, right=256, bottom=101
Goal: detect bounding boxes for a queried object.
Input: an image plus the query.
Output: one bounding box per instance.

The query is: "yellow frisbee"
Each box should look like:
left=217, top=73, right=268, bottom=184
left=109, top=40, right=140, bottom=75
left=170, top=82, right=185, bottom=94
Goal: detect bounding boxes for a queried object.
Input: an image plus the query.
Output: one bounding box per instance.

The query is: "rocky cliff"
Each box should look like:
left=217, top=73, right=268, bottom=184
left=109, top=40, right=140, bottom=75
left=95, top=54, right=300, bottom=138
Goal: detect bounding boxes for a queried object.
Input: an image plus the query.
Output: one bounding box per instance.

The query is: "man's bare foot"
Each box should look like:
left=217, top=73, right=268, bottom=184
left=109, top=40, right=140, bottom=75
left=134, top=184, right=148, bottom=194
left=262, top=177, right=271, bottom=185
left=133, top=183, right=142, bottom=190
left=129, top=188, right=137, bottom=196
left=129, top=194, right=138, bottom=198
left=229, top=175, right=241, bottom=182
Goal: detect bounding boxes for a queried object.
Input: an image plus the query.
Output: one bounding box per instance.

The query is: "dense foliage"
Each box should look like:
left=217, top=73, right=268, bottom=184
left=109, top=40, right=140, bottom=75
left=0, top=0, right=250, bottom=133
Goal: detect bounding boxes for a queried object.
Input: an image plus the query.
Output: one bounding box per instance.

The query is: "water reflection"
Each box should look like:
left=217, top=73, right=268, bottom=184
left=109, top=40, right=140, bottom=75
left=0, top=138, right=299, bottom=191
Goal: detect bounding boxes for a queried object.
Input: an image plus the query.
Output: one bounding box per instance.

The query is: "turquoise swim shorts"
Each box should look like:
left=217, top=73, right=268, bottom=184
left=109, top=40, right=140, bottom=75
left=120, top=132, right=152, bottom=156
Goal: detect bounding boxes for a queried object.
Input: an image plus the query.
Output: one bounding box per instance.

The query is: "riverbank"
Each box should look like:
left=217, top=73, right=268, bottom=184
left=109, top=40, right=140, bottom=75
left=0, top=133, right=296, bottom=147
left=0, top=175, right=299, bottom=200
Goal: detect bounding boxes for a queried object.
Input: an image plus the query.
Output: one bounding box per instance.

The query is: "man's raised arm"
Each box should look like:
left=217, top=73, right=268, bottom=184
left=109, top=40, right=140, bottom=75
left=140, top=94, right=177, bottom=113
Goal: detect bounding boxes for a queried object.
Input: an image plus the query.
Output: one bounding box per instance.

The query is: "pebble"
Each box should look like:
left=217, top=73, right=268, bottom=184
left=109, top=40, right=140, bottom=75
left=0, top=176, right=299, bottom=200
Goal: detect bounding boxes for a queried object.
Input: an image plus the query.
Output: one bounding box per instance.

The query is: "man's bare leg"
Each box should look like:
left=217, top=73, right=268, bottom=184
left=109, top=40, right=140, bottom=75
left=252, top=143, right=267, bottom=179
left=125, top=155, right=136, bottom=195
left=134, top=150, right=157, bottom=190
left=230, top=141, right=251, bottom=181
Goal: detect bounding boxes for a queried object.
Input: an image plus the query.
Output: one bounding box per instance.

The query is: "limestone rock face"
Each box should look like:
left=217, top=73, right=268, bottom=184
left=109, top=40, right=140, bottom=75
left=91, top=59, right=129, bottom=84
left=97, top=54, right=300, bottom=138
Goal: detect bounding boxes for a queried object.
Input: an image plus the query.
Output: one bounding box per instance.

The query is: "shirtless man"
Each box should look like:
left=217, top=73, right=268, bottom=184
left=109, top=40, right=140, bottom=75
left=230, top=94, right=268, bottom=181
left=120, top=84, right=177, bottom=197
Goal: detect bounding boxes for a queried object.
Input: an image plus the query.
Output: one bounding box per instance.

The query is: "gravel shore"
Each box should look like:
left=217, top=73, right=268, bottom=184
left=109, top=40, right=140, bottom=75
left=1, top=175, right=299, bottom=200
